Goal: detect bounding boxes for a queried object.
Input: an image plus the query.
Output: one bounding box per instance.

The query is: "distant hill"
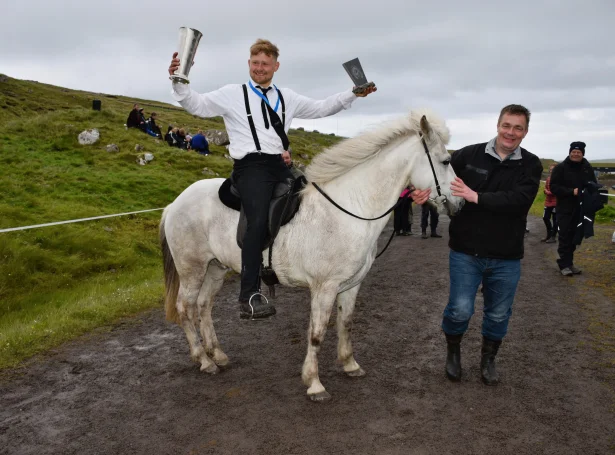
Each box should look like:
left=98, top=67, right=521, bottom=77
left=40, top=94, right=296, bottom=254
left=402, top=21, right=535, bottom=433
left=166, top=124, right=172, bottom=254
left=590, top=159, right=615, bottom=164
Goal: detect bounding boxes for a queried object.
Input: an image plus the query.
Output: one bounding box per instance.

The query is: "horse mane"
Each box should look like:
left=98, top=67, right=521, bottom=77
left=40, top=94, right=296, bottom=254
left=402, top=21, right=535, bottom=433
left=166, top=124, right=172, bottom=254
left=305, top=109, right=450, bottom=184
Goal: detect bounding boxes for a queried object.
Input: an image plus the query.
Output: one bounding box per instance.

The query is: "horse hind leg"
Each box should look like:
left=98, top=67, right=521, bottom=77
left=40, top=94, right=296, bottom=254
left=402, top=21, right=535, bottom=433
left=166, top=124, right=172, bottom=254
left=177, top=281, right=219, bottom=374
left=336, top=285, right=365, bottom=377
left=302, top=284, right=338, bottom=402
left=197, top=260, right=229, bottom=368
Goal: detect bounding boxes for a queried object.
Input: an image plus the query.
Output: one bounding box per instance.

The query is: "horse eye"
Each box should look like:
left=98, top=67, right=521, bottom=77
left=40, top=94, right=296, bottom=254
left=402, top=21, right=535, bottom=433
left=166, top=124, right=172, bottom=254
left=443, top=159, right=450, bottom=166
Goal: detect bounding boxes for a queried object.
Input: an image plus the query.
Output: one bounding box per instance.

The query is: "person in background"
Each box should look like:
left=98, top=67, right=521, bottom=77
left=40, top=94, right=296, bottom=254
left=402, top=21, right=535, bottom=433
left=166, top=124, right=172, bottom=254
left=191, top=130, right=210, bottom=155
left=164, top=125, right=174, bottom=146
left=177, top=128, right=188, bottom=149
left=550, top=141, right=597, bottom=276
left=394, top=186, right=414, bottom=236
left=421, top=203, right=442, bottom=239
left=137, top=108, right=148, bottom=132
left=441, top=104, right=542, bottom=386
left=146, top=112, right=162, bottom=137
left=541, top=163, right=558, bottom=244
left=126, top=104, right=142, bottom=128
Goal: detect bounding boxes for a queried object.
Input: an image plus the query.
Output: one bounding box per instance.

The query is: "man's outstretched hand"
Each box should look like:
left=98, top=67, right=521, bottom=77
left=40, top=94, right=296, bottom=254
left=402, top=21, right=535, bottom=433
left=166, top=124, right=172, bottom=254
left=354, top=84, right=377, bottom=97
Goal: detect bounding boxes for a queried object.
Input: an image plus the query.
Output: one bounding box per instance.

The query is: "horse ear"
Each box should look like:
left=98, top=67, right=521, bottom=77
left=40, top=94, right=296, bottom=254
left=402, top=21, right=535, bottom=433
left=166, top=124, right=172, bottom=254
left=420, top=115, right=432, bottom=137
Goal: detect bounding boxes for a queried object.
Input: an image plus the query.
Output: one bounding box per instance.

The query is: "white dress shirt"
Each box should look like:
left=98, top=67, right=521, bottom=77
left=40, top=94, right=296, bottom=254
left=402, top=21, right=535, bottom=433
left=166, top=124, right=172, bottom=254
left=171, top=80, right=356, bottom=159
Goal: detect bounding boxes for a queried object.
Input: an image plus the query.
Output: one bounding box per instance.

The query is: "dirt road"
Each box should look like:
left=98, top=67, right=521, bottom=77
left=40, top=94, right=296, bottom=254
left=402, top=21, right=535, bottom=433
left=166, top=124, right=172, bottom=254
left=2, top=214, right=614, bottom=455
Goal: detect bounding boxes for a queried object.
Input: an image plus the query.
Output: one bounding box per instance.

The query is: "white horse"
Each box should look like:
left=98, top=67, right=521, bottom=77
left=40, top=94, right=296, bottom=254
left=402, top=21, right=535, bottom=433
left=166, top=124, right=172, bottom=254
left=160, top=109, right=463, bottom=401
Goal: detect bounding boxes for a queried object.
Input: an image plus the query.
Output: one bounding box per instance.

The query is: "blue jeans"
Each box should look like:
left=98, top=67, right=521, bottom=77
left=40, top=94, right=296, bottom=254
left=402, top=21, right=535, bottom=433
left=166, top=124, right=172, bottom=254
left=442, top=250, right=521, bottom=341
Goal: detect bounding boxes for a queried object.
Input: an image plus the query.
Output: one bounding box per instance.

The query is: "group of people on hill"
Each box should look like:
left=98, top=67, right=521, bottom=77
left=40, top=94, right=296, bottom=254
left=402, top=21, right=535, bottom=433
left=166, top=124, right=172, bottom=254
left=126, top=103, right=162, bottom=138
left=126, top=104, right=209, bottom=155
left=163, top=127, right=210, bottom=155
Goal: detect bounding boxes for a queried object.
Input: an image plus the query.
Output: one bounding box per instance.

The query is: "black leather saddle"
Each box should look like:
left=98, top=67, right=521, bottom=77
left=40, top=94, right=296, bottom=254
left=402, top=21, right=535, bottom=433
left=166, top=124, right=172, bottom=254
left=218, top=172, right=307, bottom=250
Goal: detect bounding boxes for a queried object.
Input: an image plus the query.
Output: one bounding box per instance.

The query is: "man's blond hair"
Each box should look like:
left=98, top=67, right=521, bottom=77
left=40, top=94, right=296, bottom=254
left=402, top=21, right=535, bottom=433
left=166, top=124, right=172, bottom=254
left=250, top=39, right=279, bottom=60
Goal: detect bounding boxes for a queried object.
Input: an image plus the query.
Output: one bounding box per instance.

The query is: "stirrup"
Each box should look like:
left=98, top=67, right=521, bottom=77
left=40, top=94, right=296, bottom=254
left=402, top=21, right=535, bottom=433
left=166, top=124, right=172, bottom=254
left=246, top=292, right=268, bottom=319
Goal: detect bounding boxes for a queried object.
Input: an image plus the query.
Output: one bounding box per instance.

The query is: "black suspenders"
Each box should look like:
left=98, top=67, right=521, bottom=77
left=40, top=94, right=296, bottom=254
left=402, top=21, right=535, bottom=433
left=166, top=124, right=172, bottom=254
left=242, top=84, right=286, bottom=153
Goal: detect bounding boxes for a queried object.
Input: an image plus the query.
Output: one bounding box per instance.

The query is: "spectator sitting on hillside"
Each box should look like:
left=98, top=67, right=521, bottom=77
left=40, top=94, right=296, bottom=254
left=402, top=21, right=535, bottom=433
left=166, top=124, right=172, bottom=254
left=164, top=125, right=174, bottom=145
left=126, top=103, right=142, bottom=128
left=137, top=108, right=148, bottom=132
left=191, top=130, right=210, bottom=155
left=167, top=127, right=181, bottom=147
left=177, top=128, right=188, bottom=149
left=146, top=112, right=162, bottom=138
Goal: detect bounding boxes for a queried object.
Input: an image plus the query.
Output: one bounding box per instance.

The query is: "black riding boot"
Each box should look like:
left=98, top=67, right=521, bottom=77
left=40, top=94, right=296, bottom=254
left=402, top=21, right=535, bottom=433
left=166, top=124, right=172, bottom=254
left=239, top=294, right=276, bottom=320
left=445, top=333, right=463, bottom=381
left=480, top=337, right=502, bottom=386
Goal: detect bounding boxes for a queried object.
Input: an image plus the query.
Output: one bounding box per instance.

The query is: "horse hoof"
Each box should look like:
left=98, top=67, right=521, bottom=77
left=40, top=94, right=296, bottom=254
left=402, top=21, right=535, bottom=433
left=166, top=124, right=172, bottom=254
left=346, top=367, right=366, bottom=378
left=309, top=391, right=331, bottom=402
left=214, top=357, right=230, bottom=368
left=200, top=363, right=220, bottom=374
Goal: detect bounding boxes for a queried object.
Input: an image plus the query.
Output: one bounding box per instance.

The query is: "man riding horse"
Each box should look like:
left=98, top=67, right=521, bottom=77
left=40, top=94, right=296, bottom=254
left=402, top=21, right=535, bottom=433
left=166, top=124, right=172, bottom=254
left=168, top=39, right=377, bottom=320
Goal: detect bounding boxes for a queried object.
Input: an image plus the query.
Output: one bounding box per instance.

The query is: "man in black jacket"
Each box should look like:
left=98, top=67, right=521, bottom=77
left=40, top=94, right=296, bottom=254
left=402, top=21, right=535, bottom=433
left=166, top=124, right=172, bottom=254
left=549, top=141, right=597, bottom=276
left=126, top=104, right=142, bottom=128
left=441, top=104, right=543, bottom=386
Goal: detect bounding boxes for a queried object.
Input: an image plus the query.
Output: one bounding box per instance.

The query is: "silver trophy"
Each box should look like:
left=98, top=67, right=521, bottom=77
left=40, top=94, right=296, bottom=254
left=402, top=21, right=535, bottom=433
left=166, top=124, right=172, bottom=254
left=171, top=27, right=203, bottom=84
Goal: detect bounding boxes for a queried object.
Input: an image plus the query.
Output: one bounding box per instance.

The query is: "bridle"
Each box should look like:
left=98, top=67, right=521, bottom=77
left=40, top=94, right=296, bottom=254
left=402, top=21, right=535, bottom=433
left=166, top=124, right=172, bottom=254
left=420, top=136, right=449, bottom=206
left=312, top=134, right=449, bottom=258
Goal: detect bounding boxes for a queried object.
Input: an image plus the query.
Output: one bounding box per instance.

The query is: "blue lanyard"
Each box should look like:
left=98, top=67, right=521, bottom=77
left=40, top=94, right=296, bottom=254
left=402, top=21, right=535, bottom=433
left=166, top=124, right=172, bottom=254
left=248, top=81, right=280, bottom=113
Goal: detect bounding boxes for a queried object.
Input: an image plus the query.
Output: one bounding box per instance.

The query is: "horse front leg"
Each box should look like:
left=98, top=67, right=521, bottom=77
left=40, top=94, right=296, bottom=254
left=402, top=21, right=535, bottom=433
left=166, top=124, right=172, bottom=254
left=336, top=285, right=365, bottom=377
left=302, top=284, right=338, bottom=402
left=197, top=261, right=229, bottom=368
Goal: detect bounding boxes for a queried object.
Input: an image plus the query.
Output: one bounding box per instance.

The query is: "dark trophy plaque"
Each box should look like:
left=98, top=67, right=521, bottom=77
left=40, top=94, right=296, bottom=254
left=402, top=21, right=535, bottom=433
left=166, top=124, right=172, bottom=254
left=342, top=58, right=375, bottom=95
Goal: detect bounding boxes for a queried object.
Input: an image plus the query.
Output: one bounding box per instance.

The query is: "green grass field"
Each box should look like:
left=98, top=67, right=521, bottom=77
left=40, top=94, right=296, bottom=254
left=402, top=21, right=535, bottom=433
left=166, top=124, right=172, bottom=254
left=1, top=74, right=613, bottom=370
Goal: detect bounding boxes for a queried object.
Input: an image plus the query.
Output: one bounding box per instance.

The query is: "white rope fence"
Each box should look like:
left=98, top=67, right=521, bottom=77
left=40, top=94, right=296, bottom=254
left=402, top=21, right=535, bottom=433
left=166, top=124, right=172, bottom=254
left=0, top=208, right=164, bottom=233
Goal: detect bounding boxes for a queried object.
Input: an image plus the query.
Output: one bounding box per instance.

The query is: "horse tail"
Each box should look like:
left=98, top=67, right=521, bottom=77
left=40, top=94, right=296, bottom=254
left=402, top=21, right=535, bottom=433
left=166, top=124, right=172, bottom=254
left=160, top=207, right=180, bottom=324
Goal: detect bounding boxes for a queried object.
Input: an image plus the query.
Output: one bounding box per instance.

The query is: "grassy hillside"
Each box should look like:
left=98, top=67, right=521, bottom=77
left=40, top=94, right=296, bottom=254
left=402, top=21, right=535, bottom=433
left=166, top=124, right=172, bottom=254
left=0, top=75, right=342, bottom=369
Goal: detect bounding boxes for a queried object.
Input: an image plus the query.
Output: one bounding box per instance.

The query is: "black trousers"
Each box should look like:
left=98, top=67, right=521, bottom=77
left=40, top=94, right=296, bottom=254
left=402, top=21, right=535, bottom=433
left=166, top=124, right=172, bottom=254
left=421, top=204, right=439, bottom=231
left=233, top=153, right=293, bottom=301
left=556, top=210, right=578, bottom=270
left=393, top=197, right=412, bottom=233
left=542, top=206, right=558, bottom=235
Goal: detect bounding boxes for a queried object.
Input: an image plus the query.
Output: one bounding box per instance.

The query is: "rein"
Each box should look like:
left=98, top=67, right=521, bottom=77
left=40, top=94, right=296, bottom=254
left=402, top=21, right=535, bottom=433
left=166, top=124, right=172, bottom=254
left=312, top=183, right=400, bottom=221
left=312, top=136, right=445, bottom=259
left=312, top=182, right=400, bottom=259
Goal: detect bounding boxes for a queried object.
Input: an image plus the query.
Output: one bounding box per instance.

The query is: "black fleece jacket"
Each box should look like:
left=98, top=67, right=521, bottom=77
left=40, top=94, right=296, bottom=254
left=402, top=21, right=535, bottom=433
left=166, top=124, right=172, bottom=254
left=550, top=157, right=597, bottom=214
left=449, top=142, right=543, bottom=259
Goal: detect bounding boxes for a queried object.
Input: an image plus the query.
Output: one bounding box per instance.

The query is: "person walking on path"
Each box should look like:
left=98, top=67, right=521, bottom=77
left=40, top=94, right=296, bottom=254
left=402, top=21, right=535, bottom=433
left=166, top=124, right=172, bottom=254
left=420, top=204, right=442, bottom=239
left=168, top=38, right=376, bottom=320
left=550, top=141, right=597, bottom=276
left=394, top=186, right=414, bottom=236
left=441, top=104, right=542, bottom=386
left=541, top=163, right=558, bottom=243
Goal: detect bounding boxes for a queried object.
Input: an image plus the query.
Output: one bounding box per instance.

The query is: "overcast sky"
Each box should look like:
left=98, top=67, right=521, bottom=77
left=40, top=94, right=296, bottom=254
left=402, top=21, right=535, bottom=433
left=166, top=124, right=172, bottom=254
left=2, top=0, right=614, bottom=160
